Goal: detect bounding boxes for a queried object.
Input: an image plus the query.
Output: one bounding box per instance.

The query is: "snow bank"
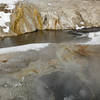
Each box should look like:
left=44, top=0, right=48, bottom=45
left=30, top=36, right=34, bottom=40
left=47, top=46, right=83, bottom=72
left=81, top=31, right=100, bottom=44
left=0, top=43, right=49, bottom=54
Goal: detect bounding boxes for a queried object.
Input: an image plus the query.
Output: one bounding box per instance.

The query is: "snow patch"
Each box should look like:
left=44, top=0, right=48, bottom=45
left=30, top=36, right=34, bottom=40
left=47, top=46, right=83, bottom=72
left=0, top=43, right=49, bottom=54
left=48, top=3, right=52, bottom=6
left=3, top=26, right=10, bottom=32
left=0, top=12, right=11, bottom=32
left=6, top=4, right=15, bottom=10
left=76, top=25, right=85, bottom=30
left=0, top=0, right=24, bottom=33
left=0, top=0, right=23, bottom=4
left=82, top=31, right=100, bottom=44
left=80, top=22, right=84, bottom=25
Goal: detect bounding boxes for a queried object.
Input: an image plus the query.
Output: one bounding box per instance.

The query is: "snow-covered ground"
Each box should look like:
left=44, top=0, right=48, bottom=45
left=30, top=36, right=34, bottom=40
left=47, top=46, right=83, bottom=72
left=0, top=0, right=23, bottom=32
left=81, top=31, right=100, bottom=44
left=0, top=43, right=49, bottom=54
left=0, top=0, right=23, bottom=4
left=0, top=12, right=11, bottom=32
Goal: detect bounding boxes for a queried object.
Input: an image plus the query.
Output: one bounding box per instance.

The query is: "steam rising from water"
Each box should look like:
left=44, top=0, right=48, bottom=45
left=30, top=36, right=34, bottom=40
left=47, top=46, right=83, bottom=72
left=40, top=71, right=94, bottom=100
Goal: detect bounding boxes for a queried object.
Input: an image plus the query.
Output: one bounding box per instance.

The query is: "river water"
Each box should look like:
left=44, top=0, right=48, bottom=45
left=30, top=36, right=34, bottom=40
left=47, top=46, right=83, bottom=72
left=0, top=30, right=100, bottom=48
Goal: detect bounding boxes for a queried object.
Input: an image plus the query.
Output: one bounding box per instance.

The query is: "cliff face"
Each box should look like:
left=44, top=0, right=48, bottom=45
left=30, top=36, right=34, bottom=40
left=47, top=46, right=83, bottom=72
left=10, top=2, right=42, bottom=35
left=0, top=0, right=100, bottom=36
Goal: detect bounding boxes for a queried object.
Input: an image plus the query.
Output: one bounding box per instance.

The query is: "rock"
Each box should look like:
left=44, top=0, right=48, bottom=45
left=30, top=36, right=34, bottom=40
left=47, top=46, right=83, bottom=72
left=1, top=0, right=100, bottom=36
left=10, top=2, right=40, bottom=35
left=13, top=0, right=100, bottom=30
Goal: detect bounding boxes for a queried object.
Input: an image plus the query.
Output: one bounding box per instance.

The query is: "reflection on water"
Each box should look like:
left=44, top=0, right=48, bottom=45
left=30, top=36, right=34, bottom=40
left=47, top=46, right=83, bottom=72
left=0, top=30, right=89, bottom=48
left=0, top=29, right=100, bottom=48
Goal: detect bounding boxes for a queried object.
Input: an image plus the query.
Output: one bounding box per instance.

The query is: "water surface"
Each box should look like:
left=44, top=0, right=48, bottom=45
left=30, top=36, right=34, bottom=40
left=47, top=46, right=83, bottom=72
left=0, top=29, right=100, bottom=48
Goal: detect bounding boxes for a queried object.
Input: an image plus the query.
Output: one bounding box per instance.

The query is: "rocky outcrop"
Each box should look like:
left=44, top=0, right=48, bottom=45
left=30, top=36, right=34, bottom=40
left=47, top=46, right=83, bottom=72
left=10, top=2, right=42, bottom=35
left=0, top=0, right=100, bottom=36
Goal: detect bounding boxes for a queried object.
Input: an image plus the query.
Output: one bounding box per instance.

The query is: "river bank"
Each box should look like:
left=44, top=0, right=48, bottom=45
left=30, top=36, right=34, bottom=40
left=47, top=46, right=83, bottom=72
left=0, top=0, right=100, bottom=37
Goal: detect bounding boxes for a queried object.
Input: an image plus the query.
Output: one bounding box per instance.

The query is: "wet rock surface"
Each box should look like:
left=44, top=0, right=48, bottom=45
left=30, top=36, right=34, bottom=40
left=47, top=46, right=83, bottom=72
left=0, top=44, right=100, bottom=100
left=0, top=50, right=39, bottom=73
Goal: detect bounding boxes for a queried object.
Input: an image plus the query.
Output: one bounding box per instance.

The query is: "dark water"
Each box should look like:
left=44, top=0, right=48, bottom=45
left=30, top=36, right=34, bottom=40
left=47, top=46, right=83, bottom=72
left=0, top=28, right=100, bottom=48
left=0, top=30, right=90, bottom=48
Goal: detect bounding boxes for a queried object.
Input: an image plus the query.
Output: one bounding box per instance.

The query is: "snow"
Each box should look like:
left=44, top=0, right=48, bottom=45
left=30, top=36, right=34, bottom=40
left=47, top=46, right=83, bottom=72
left=80, top=22, right=84, bottom=25
left=48, top=3, right=52, bottom=6
left=6, top=4, right=15, bottom=10
left=0, top=0, right=23, bottom=33
left=0, top=12, right=11, bottom=32
left=3, top=26, right=10, bottom=32
left=0, top=43, right=49, bottom=54
left=0, top=0, right=23, bottom=4
left=81, top=31, right=100, bottom=44
left=76, top=25, right=85, bottom=30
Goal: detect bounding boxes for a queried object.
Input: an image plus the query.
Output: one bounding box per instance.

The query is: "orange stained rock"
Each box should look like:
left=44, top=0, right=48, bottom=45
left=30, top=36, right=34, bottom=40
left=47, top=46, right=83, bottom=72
left=33, top=8, right=43, bottom=30
left=75, top=45, right=93, bottom=56
left=12, top=7, right=24, bottom=34
left=0, top=59, right=8, bottom=63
